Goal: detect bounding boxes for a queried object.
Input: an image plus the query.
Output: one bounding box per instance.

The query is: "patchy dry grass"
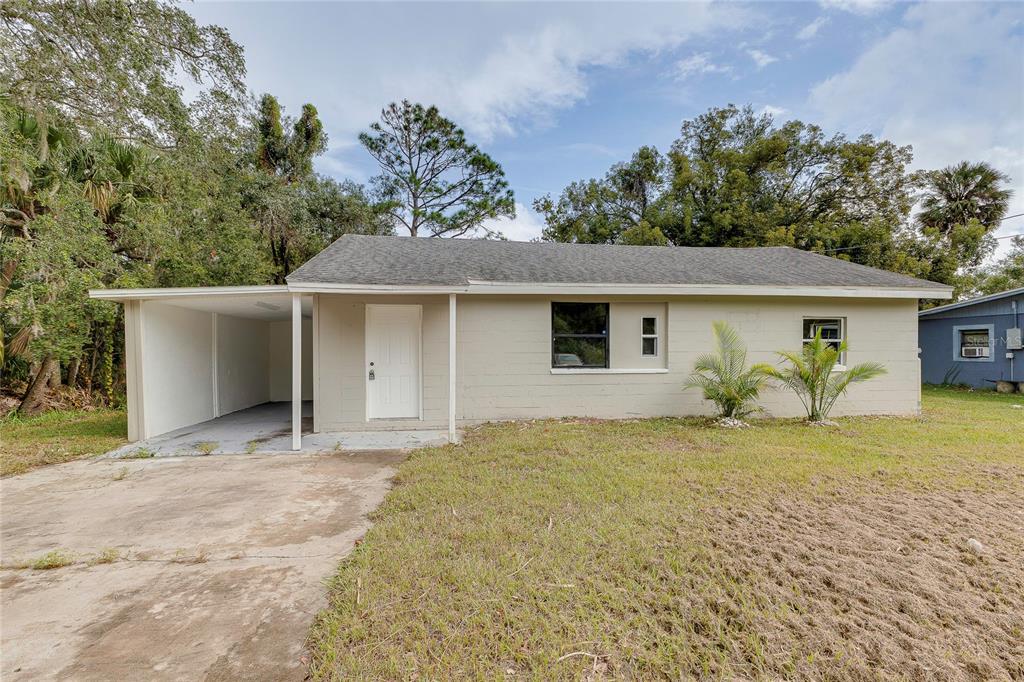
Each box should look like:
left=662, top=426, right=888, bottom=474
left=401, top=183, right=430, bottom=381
left=90, top=548, right=121, bottom=565
left=30, top=550, right=75, bottom=570
left=120, top=447, right=154, bottom=460
left=308, top=387, right=1023, bottom=680
left=195, top=441, right=218, bottom=456
left=1, top=409, right=127, bottom=477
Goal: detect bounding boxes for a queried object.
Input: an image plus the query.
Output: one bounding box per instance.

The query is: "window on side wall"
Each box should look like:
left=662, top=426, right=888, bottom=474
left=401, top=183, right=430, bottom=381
left=803, top=318, right=845, bottom=365
left=552, top=302, right=609, bottom=368
left=959, top=328, right=991, bottom=359
left=641, top=316, right=658, bottom=357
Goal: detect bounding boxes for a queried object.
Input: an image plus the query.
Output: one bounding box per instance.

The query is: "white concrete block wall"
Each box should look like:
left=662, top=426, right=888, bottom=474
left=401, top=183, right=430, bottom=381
left=312, top=293, right=920, bottom=431
left=133, top=302, right=313, bottom=441
left=316, top=295, right=449, bottom=431
left=268, top=319, right=312, bottom=402
left=455, top=295, right=920, bottom=421
left=216, top=314, right=270, bottom=415
left=139, top=301, right=215, bottom=437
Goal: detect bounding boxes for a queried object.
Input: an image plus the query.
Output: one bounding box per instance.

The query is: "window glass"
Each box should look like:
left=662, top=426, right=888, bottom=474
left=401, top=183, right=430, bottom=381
left=803, top=318, right=841, bottom=340
left=959, top=329, right=990, bottom=358
left=553, top=337, right=608, bottom=367
left=641, top=316, right=658, bottom=357
left=552, top=303, right=609, bottom=368
left=553, top=302, right=608, bottom=336
left=802, top=318, right=845, bottom=363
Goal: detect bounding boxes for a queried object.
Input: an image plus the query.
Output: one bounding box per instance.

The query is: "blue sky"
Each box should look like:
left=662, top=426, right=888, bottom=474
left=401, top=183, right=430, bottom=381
left=188, top=1, right=1024, bottom=252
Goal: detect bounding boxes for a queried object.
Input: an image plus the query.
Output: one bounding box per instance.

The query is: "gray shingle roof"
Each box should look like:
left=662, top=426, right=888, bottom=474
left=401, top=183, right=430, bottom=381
left=287, top=234, right=950, bottom=291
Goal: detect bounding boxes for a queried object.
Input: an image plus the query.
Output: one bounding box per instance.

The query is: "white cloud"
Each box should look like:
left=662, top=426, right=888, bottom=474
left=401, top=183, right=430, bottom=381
left=747, top=49, right=778, bottom=69
left=673, top=52, right=731, bottom=80
left=797, top=16, right=828, bottom=41
left=439, top=6, right=752, bottom=141
left=809, top=2, right=1024, bottom=255
left=189, top=3, right=753, bottom=145
left=819, top=0, right=890, bottom=15
left=483, top=202, right=547, bottom=242
left=760, top=105, right=787, bottom=118
left=557, top=142, right=618, bottom=158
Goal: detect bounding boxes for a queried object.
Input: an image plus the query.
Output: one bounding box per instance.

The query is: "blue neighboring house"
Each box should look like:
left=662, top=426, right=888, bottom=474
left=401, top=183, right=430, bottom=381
left=919, top=287, right=1024, bottom=388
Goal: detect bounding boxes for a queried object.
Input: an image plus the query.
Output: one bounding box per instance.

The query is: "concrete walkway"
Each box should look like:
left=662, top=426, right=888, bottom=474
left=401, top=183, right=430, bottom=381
left=0, top=450, right=405, bottom=680
left=105, top=402, right=453, bottom=457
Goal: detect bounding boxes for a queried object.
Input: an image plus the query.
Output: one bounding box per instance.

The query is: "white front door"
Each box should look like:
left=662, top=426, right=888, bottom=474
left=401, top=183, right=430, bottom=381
left=366, top=305, right=421, bottom=419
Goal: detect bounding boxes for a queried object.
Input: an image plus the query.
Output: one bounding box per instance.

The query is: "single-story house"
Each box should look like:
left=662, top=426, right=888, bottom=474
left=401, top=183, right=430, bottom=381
left=919, top=287, right=1024, bottom=389
left=90, top=235, right=952, bottom=449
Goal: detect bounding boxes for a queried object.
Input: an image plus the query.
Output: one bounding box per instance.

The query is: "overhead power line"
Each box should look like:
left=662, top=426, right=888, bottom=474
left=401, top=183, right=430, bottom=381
left=994, top=211, right=1024, bottom=223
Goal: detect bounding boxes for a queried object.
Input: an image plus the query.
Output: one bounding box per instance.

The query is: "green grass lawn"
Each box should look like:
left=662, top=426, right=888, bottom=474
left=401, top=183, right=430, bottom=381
left=308, top=386, right=1024, bottom=680
left=0, top=409, right=127, bottom=477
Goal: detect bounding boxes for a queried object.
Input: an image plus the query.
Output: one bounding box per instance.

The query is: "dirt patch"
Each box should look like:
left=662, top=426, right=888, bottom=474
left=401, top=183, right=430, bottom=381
left=693, top=481, right=1024, bottom=680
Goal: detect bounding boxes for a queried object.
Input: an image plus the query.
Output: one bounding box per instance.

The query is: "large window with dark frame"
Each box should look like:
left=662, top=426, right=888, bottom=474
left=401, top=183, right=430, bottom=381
left=552, top=302, right=609, bottom=368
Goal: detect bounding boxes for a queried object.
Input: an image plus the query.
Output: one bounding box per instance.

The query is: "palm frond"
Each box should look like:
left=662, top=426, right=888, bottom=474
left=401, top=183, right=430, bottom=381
left=685, top=322, right=770, bottom=419
left=770, top=330, right=887, bottom=421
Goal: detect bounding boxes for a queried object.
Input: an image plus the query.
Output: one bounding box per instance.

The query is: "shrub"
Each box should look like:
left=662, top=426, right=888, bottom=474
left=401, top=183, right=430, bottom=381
left=685, top=321, right=773, bottom=419
left=765, top=330, right=886, bottom=422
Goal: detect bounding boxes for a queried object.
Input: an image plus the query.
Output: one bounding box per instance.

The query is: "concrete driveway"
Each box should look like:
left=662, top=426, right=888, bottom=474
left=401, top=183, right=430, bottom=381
left=0, top=450, right=404, bottom=680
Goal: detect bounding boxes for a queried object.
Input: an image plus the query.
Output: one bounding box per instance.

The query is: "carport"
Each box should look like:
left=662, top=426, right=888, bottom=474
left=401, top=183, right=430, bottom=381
left=90, top=286, right=312, bottom=450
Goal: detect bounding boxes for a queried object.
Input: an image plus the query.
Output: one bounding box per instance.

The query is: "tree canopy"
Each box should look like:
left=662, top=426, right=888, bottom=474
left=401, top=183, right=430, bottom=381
left=360, top=100, right=515, bottom=237
left=914, top=161, right=1013, bottom=297
left=535, top=105, right=1014, bottom=295
left=973, top=236, right=1024, bottom=296
left=1, top=0, right=245, bottom=144
left=0, top=4, right=389, bottom=414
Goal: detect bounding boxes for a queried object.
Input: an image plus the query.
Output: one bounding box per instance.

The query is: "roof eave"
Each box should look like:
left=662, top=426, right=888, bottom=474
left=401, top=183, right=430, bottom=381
left=918, top=286, right=1024, bottom=317
left=88, top=285, right=289, bottom=301
left=288, top=280, right=952, bottom=299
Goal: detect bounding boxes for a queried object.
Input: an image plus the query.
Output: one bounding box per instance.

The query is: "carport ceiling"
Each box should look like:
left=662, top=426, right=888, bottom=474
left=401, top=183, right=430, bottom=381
left=160, top=294, right=311, bottom=321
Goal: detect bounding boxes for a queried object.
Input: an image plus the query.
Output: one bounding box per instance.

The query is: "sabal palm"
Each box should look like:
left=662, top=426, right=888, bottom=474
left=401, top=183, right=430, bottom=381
left=685, top=321, right=772, bottom=419
left=764, top=331, right=886, bottom=422
left=66, top=135, right=155, bottom=224
left=918, top=161, right=1011, bottom=234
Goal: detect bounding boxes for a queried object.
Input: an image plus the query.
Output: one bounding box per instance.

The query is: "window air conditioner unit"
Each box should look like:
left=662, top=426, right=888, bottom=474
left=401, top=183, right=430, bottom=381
left=962, top=346, right=990, bottom=358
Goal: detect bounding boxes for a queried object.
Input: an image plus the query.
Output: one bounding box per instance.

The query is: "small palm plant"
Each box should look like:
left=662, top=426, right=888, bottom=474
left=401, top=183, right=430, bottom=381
left=685, top=321, right=773, bottom=421
left=765, top=330, right=886, bottom=423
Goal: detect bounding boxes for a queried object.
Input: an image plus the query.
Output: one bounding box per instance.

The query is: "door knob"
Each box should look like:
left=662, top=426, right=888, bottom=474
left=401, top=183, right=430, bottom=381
left=368, top=369, right=375, bottom=381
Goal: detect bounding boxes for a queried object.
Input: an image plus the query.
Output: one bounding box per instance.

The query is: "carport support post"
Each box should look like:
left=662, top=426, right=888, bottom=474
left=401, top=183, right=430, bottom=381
left=291, top=293, right=302, bottom=451
left=448, top=293, right=456, bottom=443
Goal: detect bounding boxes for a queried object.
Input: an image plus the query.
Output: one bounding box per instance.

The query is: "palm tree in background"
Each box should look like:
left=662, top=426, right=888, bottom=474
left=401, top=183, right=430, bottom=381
left=916, top=161, right=1013, bottom=297
left=917, top=161, right=1012, bottom=233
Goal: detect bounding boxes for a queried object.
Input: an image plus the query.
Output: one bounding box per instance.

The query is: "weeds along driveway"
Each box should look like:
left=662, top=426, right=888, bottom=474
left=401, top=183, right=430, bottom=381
left=0, top=450, right=405, bottom=680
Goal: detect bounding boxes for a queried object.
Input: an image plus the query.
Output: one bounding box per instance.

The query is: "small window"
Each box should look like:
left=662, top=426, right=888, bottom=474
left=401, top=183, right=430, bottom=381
left=641, top=317, right=658, bottom=357
left=803, top=318, right=845, bottom=365
left=959, top=329, right=990, bottom=359
left=552, top=302, right=609, bottom=368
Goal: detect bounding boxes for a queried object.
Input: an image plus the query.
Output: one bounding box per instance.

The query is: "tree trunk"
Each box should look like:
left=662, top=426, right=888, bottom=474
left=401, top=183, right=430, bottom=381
left=67, top=357, right=81, bottom=388
left=48, top=361, right=62, bottom=389
left=18, top=355, right=56, bottom=416
left=0, top=258, right=17, bottom=301
left=85, top=344, right=98, bottom=394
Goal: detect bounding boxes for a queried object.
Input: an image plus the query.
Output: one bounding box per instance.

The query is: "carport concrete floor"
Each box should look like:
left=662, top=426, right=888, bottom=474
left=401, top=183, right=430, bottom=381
left=105, top=401, right=453, bottom=456
left=0, top=449, right=405, bottom=680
